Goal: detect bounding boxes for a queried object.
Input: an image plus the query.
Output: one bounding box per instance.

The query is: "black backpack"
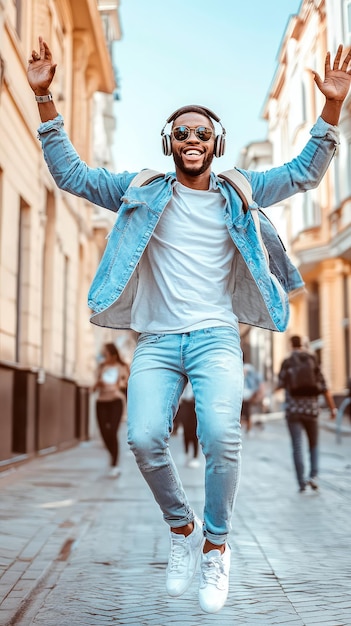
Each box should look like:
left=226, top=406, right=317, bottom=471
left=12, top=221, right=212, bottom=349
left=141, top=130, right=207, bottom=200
left=287, top=352, right=322, bottom=397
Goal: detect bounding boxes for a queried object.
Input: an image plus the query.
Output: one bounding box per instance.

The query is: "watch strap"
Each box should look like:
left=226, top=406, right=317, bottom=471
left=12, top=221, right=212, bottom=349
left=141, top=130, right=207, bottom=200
left=35, top=92, right=53, bottom=103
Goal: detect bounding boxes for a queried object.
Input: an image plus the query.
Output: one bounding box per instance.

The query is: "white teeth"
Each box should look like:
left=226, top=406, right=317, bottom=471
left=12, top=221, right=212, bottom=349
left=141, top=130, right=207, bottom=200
left=185, top=150, right=202, bottom=156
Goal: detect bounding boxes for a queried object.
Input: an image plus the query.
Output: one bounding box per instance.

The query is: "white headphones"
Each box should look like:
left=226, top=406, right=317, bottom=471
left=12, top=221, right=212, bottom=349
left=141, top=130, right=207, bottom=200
left=160, top=105, right=226, bottom=158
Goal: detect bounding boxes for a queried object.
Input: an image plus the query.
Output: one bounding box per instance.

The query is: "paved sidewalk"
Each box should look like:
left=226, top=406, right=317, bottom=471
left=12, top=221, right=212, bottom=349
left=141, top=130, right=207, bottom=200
left=0, top=416, right=351, bottom=625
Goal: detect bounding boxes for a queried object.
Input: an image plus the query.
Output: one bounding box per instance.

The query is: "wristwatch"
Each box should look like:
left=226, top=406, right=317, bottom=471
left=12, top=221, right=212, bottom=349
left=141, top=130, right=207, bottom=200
left=35, top=92, right=53, bottom=103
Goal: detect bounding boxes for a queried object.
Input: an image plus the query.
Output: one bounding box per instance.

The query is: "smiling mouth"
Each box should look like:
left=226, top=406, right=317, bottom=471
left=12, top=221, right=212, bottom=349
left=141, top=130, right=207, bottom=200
left=183, top=149, right=203, bottom=158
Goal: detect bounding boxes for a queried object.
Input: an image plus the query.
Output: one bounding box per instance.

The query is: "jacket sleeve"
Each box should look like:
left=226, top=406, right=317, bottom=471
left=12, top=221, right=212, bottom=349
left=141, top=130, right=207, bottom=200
left=37, top=114, right=136, bottom=211
left=239, top=117, right=339, bottom=208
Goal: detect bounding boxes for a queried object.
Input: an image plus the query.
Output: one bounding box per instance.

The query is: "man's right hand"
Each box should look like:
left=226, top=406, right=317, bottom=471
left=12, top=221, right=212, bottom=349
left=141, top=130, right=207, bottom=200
left=27, top=36, right=57, bottom=95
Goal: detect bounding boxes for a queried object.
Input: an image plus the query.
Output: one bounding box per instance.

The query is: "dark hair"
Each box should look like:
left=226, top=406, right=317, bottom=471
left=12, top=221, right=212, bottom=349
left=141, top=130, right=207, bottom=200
left=171, top=105, right=215, bottom=130
left=290, top=335, right=302, bottom=348
left=103, top=342, right=126, bottom=365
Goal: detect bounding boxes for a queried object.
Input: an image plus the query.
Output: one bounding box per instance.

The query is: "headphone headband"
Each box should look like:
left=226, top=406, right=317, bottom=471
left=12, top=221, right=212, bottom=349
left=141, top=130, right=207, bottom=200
left=161, top=104, right=226, bottom=158
left=165, top=105, right=221, bottom=125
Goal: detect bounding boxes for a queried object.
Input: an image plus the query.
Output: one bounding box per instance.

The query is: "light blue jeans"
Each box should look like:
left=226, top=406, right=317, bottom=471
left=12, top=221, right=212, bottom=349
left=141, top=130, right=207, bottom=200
left=127, top=326, right=243, bottom=545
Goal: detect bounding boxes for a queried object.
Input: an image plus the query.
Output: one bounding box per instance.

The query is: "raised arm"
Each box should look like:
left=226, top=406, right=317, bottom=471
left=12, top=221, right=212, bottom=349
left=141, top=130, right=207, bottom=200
left=313, top=44, right=351, bottom=125
left=240, top=46, right=351, bottom=208
left=26, top=36, right=135, bottom=210
left=27, top=36, right=58, bottom=122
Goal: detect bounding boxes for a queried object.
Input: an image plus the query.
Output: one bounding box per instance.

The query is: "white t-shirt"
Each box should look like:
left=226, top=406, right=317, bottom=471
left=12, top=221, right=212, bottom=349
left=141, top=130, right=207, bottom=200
left=101, top=366, right=119, bottom=385
left=131, top=181, right=237, bottom=333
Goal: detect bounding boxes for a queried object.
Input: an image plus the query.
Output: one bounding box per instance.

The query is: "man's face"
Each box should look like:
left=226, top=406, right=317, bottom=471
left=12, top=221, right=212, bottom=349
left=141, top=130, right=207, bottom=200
left=171, top=112, right=215, bottom=177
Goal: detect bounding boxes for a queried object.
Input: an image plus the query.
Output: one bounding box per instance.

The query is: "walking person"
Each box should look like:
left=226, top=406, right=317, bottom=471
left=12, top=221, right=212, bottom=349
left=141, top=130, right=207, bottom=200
left=241, top=361, right=264, bottom=433
left=277, top=335, right=337, bottom=492
left=176, top=382, right=200, bottom=468
left=93, top=343, right=129, bottom=477
left=27, top=37, right=351, bottom=613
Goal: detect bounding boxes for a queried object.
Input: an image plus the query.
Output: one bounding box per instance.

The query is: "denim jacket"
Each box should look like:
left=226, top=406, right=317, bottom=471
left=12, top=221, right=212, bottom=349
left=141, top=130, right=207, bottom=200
left=38, top=115, right=339, bottom=332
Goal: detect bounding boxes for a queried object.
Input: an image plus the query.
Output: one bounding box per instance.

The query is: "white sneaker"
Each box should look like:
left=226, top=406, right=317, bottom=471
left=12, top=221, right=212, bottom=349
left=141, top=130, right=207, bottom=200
left=166, top=516, right=204, bottom=597
left=187, top=458, right=200, bottom=468
left=308, top=478, right=319, bottom=491
left=199, top=544, right=231, bottom=613
left=108, top=466, right=121, bottom=478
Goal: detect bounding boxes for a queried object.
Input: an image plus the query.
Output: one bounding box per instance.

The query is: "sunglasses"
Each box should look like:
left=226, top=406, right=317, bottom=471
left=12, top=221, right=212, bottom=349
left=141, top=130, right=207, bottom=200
left=171, top=125, right=214, bottom=142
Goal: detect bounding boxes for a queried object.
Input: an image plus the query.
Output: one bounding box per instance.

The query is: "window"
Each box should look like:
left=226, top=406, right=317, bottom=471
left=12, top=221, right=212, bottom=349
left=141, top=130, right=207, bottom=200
left=41, top=192, right=55, bottom=369
left=334, top=152, right=341, bottom=207
left=16, top=198, right=30, bottom=363
left=0, top=169, right=2, bottom=260
left=14, top=0, right=22, bottom=37
left=301, top=82, right=307, bottom=124
left=343, top=275, right=350, bottom=381
left=302, top=192, right=320, bottom=229
left=62, top=255, right=69, bottom=375
left=308, top=281, right=320, bottom=343
left=344, top=0, right=351, bottom=43
left=347, top=139, right=351, bottom=197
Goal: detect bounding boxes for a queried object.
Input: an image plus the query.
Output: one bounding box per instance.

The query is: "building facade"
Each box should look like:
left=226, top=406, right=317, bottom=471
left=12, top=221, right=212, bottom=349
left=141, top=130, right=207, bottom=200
left=240, top=0, right=351, bottom=401
left=0, top=0, right=121, bottom=466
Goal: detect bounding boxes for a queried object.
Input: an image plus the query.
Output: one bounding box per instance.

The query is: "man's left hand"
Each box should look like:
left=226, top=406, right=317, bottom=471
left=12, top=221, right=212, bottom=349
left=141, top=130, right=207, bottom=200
left=313, top=45, right=351, bottom=103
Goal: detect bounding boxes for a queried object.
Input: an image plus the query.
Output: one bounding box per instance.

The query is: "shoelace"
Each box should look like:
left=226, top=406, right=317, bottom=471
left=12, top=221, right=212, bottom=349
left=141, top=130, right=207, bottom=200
left=201, top=555, right=225, bottom=585
left=168, top=537, right=188, bottom=573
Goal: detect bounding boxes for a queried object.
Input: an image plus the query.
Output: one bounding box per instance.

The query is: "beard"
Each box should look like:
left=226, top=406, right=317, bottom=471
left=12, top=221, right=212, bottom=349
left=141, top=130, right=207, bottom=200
left=172, top=150, right=214, bottom=177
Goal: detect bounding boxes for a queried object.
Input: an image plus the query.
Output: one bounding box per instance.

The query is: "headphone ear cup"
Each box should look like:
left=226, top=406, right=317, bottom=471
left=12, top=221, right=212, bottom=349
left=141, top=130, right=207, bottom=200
left=214, top=134, right=225, bottom=158
left=162, top=134, right=172, bottom=156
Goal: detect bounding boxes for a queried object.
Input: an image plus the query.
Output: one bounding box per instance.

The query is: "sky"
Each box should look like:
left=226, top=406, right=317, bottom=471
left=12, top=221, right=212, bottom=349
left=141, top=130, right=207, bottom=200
left=112, top=0, right=302, bottom=174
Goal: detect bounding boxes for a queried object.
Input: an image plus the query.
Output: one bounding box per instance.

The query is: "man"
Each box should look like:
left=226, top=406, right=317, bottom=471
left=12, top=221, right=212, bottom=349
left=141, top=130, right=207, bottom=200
left=27, top=37, right=351, bottom=613
left=277, top=335, right=337, bottom=492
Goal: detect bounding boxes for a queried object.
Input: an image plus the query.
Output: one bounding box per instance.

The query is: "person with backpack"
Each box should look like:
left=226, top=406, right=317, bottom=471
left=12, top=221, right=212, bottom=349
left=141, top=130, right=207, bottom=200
left=277, top=335, right=337, bottom=492
left=27, top=37, right=351, bottom=613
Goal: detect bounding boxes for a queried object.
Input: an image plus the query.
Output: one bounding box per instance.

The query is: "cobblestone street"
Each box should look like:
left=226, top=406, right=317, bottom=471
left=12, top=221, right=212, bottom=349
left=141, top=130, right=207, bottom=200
left=1, top=415, right=351, bottom=625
